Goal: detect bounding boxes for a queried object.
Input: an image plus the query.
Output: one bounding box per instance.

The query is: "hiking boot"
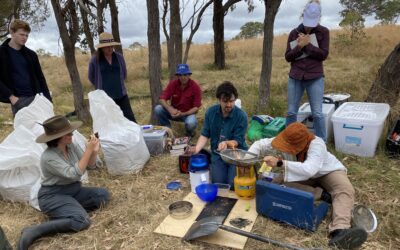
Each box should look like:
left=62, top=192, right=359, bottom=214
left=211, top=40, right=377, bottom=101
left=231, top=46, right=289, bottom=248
left=321, top=190, right=332, bottom=204
left=328, top=227, right=368, bottom=249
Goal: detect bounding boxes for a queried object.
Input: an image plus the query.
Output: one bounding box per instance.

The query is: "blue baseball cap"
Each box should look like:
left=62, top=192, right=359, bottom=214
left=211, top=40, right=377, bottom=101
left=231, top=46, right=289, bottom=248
left=175, top=64, right=192, bottom=75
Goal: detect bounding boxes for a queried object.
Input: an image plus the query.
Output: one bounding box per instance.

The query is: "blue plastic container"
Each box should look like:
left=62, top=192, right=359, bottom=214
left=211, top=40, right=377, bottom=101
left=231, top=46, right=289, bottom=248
left=189, top=154, right=209, bottom=172
left=195, top=183, right=218, bottom=202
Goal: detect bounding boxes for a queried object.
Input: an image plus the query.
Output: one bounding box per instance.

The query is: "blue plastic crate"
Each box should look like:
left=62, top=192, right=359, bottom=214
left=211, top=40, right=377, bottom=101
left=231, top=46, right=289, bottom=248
left=256, top=180, right=329, bottom=231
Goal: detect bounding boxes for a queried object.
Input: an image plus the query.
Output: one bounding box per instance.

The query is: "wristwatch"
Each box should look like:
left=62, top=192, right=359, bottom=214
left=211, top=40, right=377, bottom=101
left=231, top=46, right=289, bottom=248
left=276, top=159, right=283, bottom=167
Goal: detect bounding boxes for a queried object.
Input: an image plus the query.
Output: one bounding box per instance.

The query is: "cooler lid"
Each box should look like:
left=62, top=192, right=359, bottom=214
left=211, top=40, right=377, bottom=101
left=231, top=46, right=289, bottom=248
left=324, top=93, right=351, bottom=102
left=142, top=129, right=166, bottom=138
left=190, top=154, right=209, bottom=169
left=298, top=102, right=335, bottom=116
left=331, top=102, right=390, bottom=124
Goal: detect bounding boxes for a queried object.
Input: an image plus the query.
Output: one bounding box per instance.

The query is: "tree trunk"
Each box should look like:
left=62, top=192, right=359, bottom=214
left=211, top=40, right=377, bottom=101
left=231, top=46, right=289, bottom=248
left=167, top=0, right=182, bottom=79
left=213, top=0, right=225, bottom=69
left=50, top=0, right=90, bottom=123
left=109, top=0, right=123, bottom=55
left=365, top=42, right=400, bottom=108
left=212, top=0, right=241, bottom=69
left=96, top=0, right=105, bottom=34
left=258, top=0, right=282, bottom=112
left=183, top=0, right=213, bottom=63
left=79, top=6, right=96, bottom=55
left=147, top=0, right=163, bottom=124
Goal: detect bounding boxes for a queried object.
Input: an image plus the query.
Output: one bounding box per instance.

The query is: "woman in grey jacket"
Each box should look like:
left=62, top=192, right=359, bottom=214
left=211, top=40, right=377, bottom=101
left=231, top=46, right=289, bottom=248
left=18, top=115, right=109, bottom=250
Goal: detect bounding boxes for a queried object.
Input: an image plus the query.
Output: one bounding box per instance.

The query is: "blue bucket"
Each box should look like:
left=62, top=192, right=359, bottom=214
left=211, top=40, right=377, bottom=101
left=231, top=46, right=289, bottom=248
left=189, top=154, right=209, bottom=172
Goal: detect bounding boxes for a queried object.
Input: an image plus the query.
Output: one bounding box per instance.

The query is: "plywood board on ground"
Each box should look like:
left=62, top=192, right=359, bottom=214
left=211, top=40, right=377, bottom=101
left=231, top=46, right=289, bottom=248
left=154, top=191, right=258, bottom=249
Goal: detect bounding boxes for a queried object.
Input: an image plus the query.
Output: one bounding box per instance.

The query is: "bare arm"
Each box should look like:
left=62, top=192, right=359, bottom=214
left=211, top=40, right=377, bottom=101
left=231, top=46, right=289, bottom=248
left=187, top=135, right=209, bottom=154
left=159, top=99, right=179, bottom=115
left=180, top=106, right=199, bottom=116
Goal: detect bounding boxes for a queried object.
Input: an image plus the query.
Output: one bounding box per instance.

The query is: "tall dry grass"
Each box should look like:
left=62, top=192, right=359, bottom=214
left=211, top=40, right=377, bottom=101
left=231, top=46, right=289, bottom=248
left=0, top=25, right=400, bottom=250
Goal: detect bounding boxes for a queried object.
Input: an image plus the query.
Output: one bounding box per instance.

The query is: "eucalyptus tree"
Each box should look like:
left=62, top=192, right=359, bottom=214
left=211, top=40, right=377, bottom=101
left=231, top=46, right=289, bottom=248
left=340, top=0, right=400, bottom=37
left=258, top=0, right=282, bottom=112
left=161, top=0, right=213, bottom=79
left=147, top=0, right=163, bottom=124
left=50, top=0, right=91, bottom=122
left=0, top=0, right=50, bottom=39
left=212, top=0, right=255, bottom=69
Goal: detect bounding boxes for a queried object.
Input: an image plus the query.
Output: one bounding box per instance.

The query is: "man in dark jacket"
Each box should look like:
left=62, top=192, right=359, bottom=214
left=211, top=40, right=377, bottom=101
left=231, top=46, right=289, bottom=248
left=0, top=19, right=52, bottom=116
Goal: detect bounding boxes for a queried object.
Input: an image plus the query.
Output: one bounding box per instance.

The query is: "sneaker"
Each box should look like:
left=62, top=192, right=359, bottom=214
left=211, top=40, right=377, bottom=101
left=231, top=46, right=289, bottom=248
left=328, top=227, right=368, bottom=249
left=321, top=190, right=332, bottom=204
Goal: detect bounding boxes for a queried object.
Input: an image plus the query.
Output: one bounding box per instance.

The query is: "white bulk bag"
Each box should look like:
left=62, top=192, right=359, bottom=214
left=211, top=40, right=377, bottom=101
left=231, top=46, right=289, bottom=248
left=0, top=126, right=43, bottom=210
left=88, top=90, right=149, bottom=175
left=0, top=95, right=90, bottom=210
left=14, top=94, right=54, bottom=136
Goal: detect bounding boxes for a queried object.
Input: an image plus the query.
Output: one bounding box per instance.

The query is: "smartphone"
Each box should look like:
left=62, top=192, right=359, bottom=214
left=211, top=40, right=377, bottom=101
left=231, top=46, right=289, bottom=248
left=94, top=132, right=99, bottom=138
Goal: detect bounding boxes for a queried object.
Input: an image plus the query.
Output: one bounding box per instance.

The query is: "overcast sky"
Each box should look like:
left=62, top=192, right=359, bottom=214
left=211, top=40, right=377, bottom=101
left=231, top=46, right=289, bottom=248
left=25, top=0, right=379, bottom=55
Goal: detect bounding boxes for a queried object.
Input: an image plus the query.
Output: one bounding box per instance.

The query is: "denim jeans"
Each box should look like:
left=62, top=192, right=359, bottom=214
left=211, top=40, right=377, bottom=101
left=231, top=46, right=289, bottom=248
left=286, top=77, right=326, bottom=141
left=154, top=105, right=197, bottom=135
left=38, top=182, right=109, bottom=231
left=210, top=156, right=236, bottom=190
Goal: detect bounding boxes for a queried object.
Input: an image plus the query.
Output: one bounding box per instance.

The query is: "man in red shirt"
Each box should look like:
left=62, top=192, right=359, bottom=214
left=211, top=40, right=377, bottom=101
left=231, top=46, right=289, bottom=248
left=154, top=64, right=202, bottom=137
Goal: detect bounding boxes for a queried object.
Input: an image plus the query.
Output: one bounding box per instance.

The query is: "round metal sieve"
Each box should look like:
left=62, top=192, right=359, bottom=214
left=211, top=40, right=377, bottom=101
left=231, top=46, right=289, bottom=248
left=169, top=201, right=193, bottom=219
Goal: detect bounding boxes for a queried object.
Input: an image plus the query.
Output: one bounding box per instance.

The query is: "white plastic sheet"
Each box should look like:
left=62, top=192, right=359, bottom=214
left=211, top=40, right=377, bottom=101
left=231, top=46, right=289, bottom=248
left=88, top=90, right=149, bottom=175
left=0, top=95, right=91, bottom=210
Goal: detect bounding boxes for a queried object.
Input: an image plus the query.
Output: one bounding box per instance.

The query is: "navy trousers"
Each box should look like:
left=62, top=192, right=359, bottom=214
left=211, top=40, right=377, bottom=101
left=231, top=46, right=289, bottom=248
left=38, top=182, right=109, bottom=232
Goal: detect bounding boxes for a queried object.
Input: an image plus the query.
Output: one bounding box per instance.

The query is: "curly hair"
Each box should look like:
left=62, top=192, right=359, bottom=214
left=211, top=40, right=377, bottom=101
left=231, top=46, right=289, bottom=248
left=215, top=81, right=238, bottom=101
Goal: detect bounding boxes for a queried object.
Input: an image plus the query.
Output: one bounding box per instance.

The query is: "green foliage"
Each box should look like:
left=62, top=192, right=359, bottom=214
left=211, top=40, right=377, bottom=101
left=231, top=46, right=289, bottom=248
left=234, top=21, right=264, bottom=40
left=340, top=0, right=400, bottom=25
left=339, top=10, right=366, bottom=41
left=0, top=0, right=49, bottom=38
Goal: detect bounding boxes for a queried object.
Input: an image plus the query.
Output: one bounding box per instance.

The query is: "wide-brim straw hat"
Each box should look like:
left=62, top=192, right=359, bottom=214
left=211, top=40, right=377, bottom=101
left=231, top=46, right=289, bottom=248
left=95, top=32, right=121, bottom=48
left=271, top=122, right=314, bottom=155
left=36, top=115, right=82, bottom=143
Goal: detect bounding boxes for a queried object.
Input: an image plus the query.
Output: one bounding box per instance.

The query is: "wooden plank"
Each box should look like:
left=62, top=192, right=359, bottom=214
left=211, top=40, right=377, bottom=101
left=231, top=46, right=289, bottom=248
left=154, top=191, right=258, bottom=249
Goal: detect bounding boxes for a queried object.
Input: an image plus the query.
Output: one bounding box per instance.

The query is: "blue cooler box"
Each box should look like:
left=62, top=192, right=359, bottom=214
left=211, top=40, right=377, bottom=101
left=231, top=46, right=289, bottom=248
left=256, top=181, right=329, bottom=231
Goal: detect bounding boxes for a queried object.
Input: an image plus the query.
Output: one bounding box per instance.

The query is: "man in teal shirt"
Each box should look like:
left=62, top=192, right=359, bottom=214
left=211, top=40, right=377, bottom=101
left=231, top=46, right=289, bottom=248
left=189, top=81, right=248, bottom=188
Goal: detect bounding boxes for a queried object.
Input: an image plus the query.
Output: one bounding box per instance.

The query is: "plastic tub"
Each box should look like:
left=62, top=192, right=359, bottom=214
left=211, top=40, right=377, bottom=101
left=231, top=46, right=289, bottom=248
left=215, top=183, right=230, bottom=196
left=297, top=102, right=335, bottom=141
left=331, top=102, right=390, bottom=157
left=143, top=129, right=166, bottom=155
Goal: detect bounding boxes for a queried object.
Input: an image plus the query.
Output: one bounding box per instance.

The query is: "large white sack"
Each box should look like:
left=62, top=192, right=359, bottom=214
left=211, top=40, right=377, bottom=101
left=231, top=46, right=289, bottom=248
left=0, top=95, right=90, bottom=210
left=88, top=90, right=149, bottom=175
left=14, top=94, right=54, bottom=135
left=0, top=126, right=43, bottom=210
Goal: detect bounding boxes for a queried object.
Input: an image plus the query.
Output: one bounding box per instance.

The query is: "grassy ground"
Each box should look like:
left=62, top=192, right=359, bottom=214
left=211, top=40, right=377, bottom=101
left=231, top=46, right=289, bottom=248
left=1, top=25, right=400, bottom=249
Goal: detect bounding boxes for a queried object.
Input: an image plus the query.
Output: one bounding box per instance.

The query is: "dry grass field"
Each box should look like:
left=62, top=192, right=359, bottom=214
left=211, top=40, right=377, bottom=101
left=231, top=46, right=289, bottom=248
left=1, top=25, right=400, bottom=249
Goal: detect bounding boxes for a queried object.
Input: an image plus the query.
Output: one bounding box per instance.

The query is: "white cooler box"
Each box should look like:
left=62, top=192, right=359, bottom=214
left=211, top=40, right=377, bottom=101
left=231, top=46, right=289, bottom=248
left=297, top=102, right=335, bottom=141
left=331, top=102, right=390, bottom=157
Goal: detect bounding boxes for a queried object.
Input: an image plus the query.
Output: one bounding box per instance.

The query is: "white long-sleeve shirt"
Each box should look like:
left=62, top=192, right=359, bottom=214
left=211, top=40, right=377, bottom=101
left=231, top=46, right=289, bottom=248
left=248, top=137, right=346, bottom=182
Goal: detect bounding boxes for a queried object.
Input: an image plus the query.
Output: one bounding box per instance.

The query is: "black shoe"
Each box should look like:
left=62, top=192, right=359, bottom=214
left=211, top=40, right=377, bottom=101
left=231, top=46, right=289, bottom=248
left=328, top=227, right=368, bottom=249
left=321, top=190, right=332, bottom=204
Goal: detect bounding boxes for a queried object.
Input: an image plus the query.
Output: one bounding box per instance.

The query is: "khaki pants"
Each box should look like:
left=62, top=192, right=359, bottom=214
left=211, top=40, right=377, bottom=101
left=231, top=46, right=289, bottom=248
left=284, top=170, right=355, bottom=232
